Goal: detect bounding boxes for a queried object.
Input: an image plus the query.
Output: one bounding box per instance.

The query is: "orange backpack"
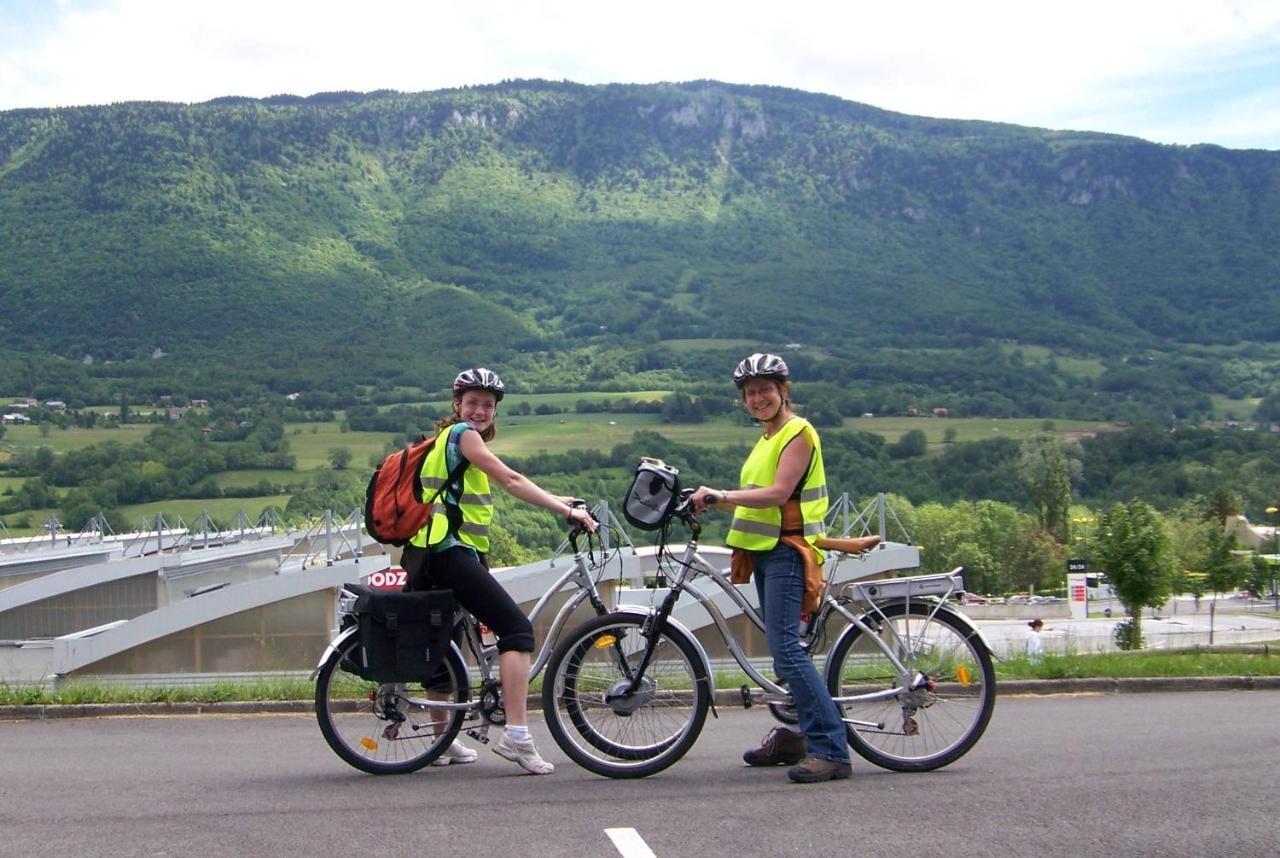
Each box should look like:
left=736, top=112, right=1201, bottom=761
left=364, top=433, right=468, bottom=546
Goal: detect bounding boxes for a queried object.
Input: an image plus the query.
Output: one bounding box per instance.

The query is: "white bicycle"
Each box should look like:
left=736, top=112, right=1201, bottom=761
left=541, top=488, right=997, bottom=778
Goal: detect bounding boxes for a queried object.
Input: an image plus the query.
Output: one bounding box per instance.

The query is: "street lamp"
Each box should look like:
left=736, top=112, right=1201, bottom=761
left=1264, top=505, right=1280, bottom=610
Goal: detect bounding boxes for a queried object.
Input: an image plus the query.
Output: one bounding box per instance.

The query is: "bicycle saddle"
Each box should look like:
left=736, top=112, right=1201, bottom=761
left=813, top=535, right=881, bottom=554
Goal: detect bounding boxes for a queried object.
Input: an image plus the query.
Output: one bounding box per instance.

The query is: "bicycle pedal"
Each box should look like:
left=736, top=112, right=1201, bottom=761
left=466, top=728, right=490, bottom=745
left=739, top=685, right=752, bottom=709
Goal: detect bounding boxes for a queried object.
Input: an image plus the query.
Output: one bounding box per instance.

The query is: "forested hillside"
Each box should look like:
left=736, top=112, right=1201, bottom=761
left=2, top=80, right=1278, bottom=420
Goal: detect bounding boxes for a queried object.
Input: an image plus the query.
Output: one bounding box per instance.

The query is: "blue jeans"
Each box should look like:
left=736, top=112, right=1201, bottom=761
left=753, top=544, right=850, bottom=763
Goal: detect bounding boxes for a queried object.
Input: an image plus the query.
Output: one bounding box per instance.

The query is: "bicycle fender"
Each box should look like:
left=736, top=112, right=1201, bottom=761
left=942, top=604, right=997, bottom=656
left=842, top=600, right=996, bottom=657
left=609, top=606, right=715, bottom=684
left=309, top=625, right=360, bottom=681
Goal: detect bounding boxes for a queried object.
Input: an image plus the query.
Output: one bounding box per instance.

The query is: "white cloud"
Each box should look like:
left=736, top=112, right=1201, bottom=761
left=0, top=0, right=1277, bottom=148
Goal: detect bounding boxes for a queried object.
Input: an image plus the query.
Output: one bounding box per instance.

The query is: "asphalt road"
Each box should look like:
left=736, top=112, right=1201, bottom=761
left=3, top=690, right=1278, bottom=857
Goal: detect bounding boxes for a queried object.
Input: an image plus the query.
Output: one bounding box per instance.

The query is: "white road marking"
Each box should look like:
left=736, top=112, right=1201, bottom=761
left=605, top=827, right=657, bottom=857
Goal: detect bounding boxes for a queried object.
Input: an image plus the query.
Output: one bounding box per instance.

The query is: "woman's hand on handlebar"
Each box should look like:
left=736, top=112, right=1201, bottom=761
left=563, top=499, right=597, bottom=533
left=689, top=486, right=725, bottom=514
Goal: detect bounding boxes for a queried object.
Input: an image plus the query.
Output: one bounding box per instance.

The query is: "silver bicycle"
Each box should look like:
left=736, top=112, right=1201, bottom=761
left=541, top=486, right=997, bottom=778
left=312, top=508, right=626, bottom=774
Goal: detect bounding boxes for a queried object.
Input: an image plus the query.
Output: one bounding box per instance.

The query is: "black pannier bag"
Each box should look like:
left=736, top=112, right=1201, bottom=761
left=342, top=583, right=455, bottom=682
left=622, top=457, right=681, bottom=530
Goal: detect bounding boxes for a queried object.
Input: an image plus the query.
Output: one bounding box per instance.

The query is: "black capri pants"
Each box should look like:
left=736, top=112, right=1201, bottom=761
left=401, top=544, right=535, bottom=654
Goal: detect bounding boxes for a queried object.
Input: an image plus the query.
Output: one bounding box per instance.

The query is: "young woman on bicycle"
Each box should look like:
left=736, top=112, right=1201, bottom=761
left=689, top=353, right=852, bottom=783
left=400, top=367, right=596, bottom=774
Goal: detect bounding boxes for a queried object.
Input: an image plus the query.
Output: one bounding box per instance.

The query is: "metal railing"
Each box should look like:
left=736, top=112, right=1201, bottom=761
left=824, top=491, right=914, bottom=544
left=276, top=507, right=373, bottom=572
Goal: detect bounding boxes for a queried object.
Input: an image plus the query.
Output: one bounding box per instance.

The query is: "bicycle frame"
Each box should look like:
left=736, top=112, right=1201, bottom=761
left=627, top=528, right=983, bottom=717
left=312, top=526, right=618, bottom=720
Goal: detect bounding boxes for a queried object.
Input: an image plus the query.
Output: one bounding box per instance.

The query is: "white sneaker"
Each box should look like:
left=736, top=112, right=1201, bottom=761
left=492, top=731, right=555, bottom=775
left=431, top=739, right=479, bottom=766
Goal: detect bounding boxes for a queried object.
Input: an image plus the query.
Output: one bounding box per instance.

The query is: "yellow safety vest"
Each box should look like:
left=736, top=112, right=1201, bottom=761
left=408, top=425, right=493, bottom=553
left=725, top=417, right=828, bottom=556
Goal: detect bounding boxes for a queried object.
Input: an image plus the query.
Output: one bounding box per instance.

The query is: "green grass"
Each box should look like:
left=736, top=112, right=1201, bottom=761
left=491, top=412, right=760, bottom=456
left=284, top=424, right=398, bottom=470
left=1, top=411, right=1122, bottom=533
left=996, top=647, right=1280, bottom=680
left=997, top=343, right=1107, bottom=378
left=0, top=677, right=315, bottom=706
left=2, top=648, right=1275, bottom=705
left=1209, top=395, right=1260, bottom=420
left=209, top=469, right=296, bottom=489
left=381, top=389, right=673, bottom=413
left=115, top=496, right=292, bottom=527
left=838, top=415, right=1117, bottom=448
left=0, top=423, right=151, bottom=454
left=660, top=338, right=760, bottom=353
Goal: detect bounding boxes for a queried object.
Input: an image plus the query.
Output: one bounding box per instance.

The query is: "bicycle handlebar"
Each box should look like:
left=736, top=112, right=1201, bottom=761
left=566, top=499, right=601, bottom=551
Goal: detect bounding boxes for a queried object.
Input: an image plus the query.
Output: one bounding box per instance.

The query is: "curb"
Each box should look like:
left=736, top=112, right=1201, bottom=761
left=996, top=675, right=1280, bottom=695
left=0, top=699, right=314, bottom=720
left=5, top=678, right=1279, bottom=720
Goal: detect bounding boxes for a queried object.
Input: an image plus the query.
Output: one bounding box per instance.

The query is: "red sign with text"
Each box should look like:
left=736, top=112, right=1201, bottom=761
left=367, top=566, right=407, bottom=590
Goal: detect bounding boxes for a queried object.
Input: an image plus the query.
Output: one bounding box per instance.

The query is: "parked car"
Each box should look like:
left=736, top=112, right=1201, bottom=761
left=961, top=592, right=988, bottom=605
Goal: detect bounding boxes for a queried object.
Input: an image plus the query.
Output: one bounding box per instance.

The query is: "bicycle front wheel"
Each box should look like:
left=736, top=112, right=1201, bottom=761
left=826, top=603, right=995, bottom=772
left=314, top=634, right=470, bottom=774
left=542, top=613, right=710, bottom=778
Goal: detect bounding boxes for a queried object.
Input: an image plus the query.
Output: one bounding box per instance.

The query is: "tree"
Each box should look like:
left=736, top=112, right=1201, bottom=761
left=1092, top=499, right=1176, bottom=648
left=487, top=523, right=538, bottom=567
left=1203, top=487, right=1241, bottom=525
left=1018, top=436, right=1074, bottom=542
left=888, top=429, right=927, bottom=459
left=328, top=446, right=353, bottom=470
left=1201, top=527, right=1250, bottom=596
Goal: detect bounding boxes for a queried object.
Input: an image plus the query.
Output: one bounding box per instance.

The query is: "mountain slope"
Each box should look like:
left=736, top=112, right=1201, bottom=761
left=1, top=80, right=1277, bottom=382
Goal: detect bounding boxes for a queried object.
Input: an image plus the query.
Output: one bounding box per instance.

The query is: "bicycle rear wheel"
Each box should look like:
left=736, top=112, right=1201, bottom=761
left=314, top=634, right=470, bottom=774
left=542, top=613, right=710, bottom=778
left=825, top=603, right=994, bottom=772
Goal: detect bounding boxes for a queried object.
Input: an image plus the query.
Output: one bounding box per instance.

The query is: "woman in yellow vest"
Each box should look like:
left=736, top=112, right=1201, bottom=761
left=401, top=368, right=597, bottom=775
left=690, top=353, right=851, bottom=783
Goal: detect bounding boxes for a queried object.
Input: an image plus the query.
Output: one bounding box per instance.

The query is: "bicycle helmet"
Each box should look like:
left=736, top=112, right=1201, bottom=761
left=732, top=353, right=790, bottom=388
left=452, top=367, right=506, bottom=401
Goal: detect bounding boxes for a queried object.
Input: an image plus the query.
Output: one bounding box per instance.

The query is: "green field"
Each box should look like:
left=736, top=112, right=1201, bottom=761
left=1209, top=395, right=1260, bottom=420
left=842, top=416, right=1119, bottom=449
left=0, top=403, right=1120, bottom=531
left=284, top=425, right=400, bottom=470
left=660, top=338, right=760, bottom=353
left=1, top=496, right=292, bottom=536
left=0, top=424, right=152, bottom=455
left=115, top=497, right=293, bottom=527
left=382, top=389, right=673, bottom=413
left=997, top=343, right=1107, bottom=378
left=210, top=470, right=298, bottom=489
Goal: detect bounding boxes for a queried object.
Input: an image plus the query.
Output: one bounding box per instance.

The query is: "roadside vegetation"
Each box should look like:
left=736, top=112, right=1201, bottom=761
left=2, top=646, right=1277, bottom=707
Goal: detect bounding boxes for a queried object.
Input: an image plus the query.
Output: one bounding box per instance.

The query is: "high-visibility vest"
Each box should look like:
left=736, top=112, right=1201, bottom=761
left=409, top=425, right=493, bottom=553
left=725, top=417, right=828, bottom=556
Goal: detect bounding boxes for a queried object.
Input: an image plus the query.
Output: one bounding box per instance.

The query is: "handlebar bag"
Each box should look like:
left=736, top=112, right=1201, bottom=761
left=345, top=584, right=455, bottom=682
left=623, top=458, right=681, bottom=530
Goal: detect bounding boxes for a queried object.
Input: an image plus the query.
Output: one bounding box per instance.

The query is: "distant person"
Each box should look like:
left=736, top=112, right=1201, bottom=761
left=690, top=353, right=851, bottom=784
left=401, top=367, right=596, bottom=774
left=1027, top=618, right=1045, bottom=663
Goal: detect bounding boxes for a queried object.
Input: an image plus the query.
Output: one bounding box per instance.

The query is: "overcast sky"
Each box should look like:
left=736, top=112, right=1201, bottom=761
left=1, top=0, right=1278, bottom=150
